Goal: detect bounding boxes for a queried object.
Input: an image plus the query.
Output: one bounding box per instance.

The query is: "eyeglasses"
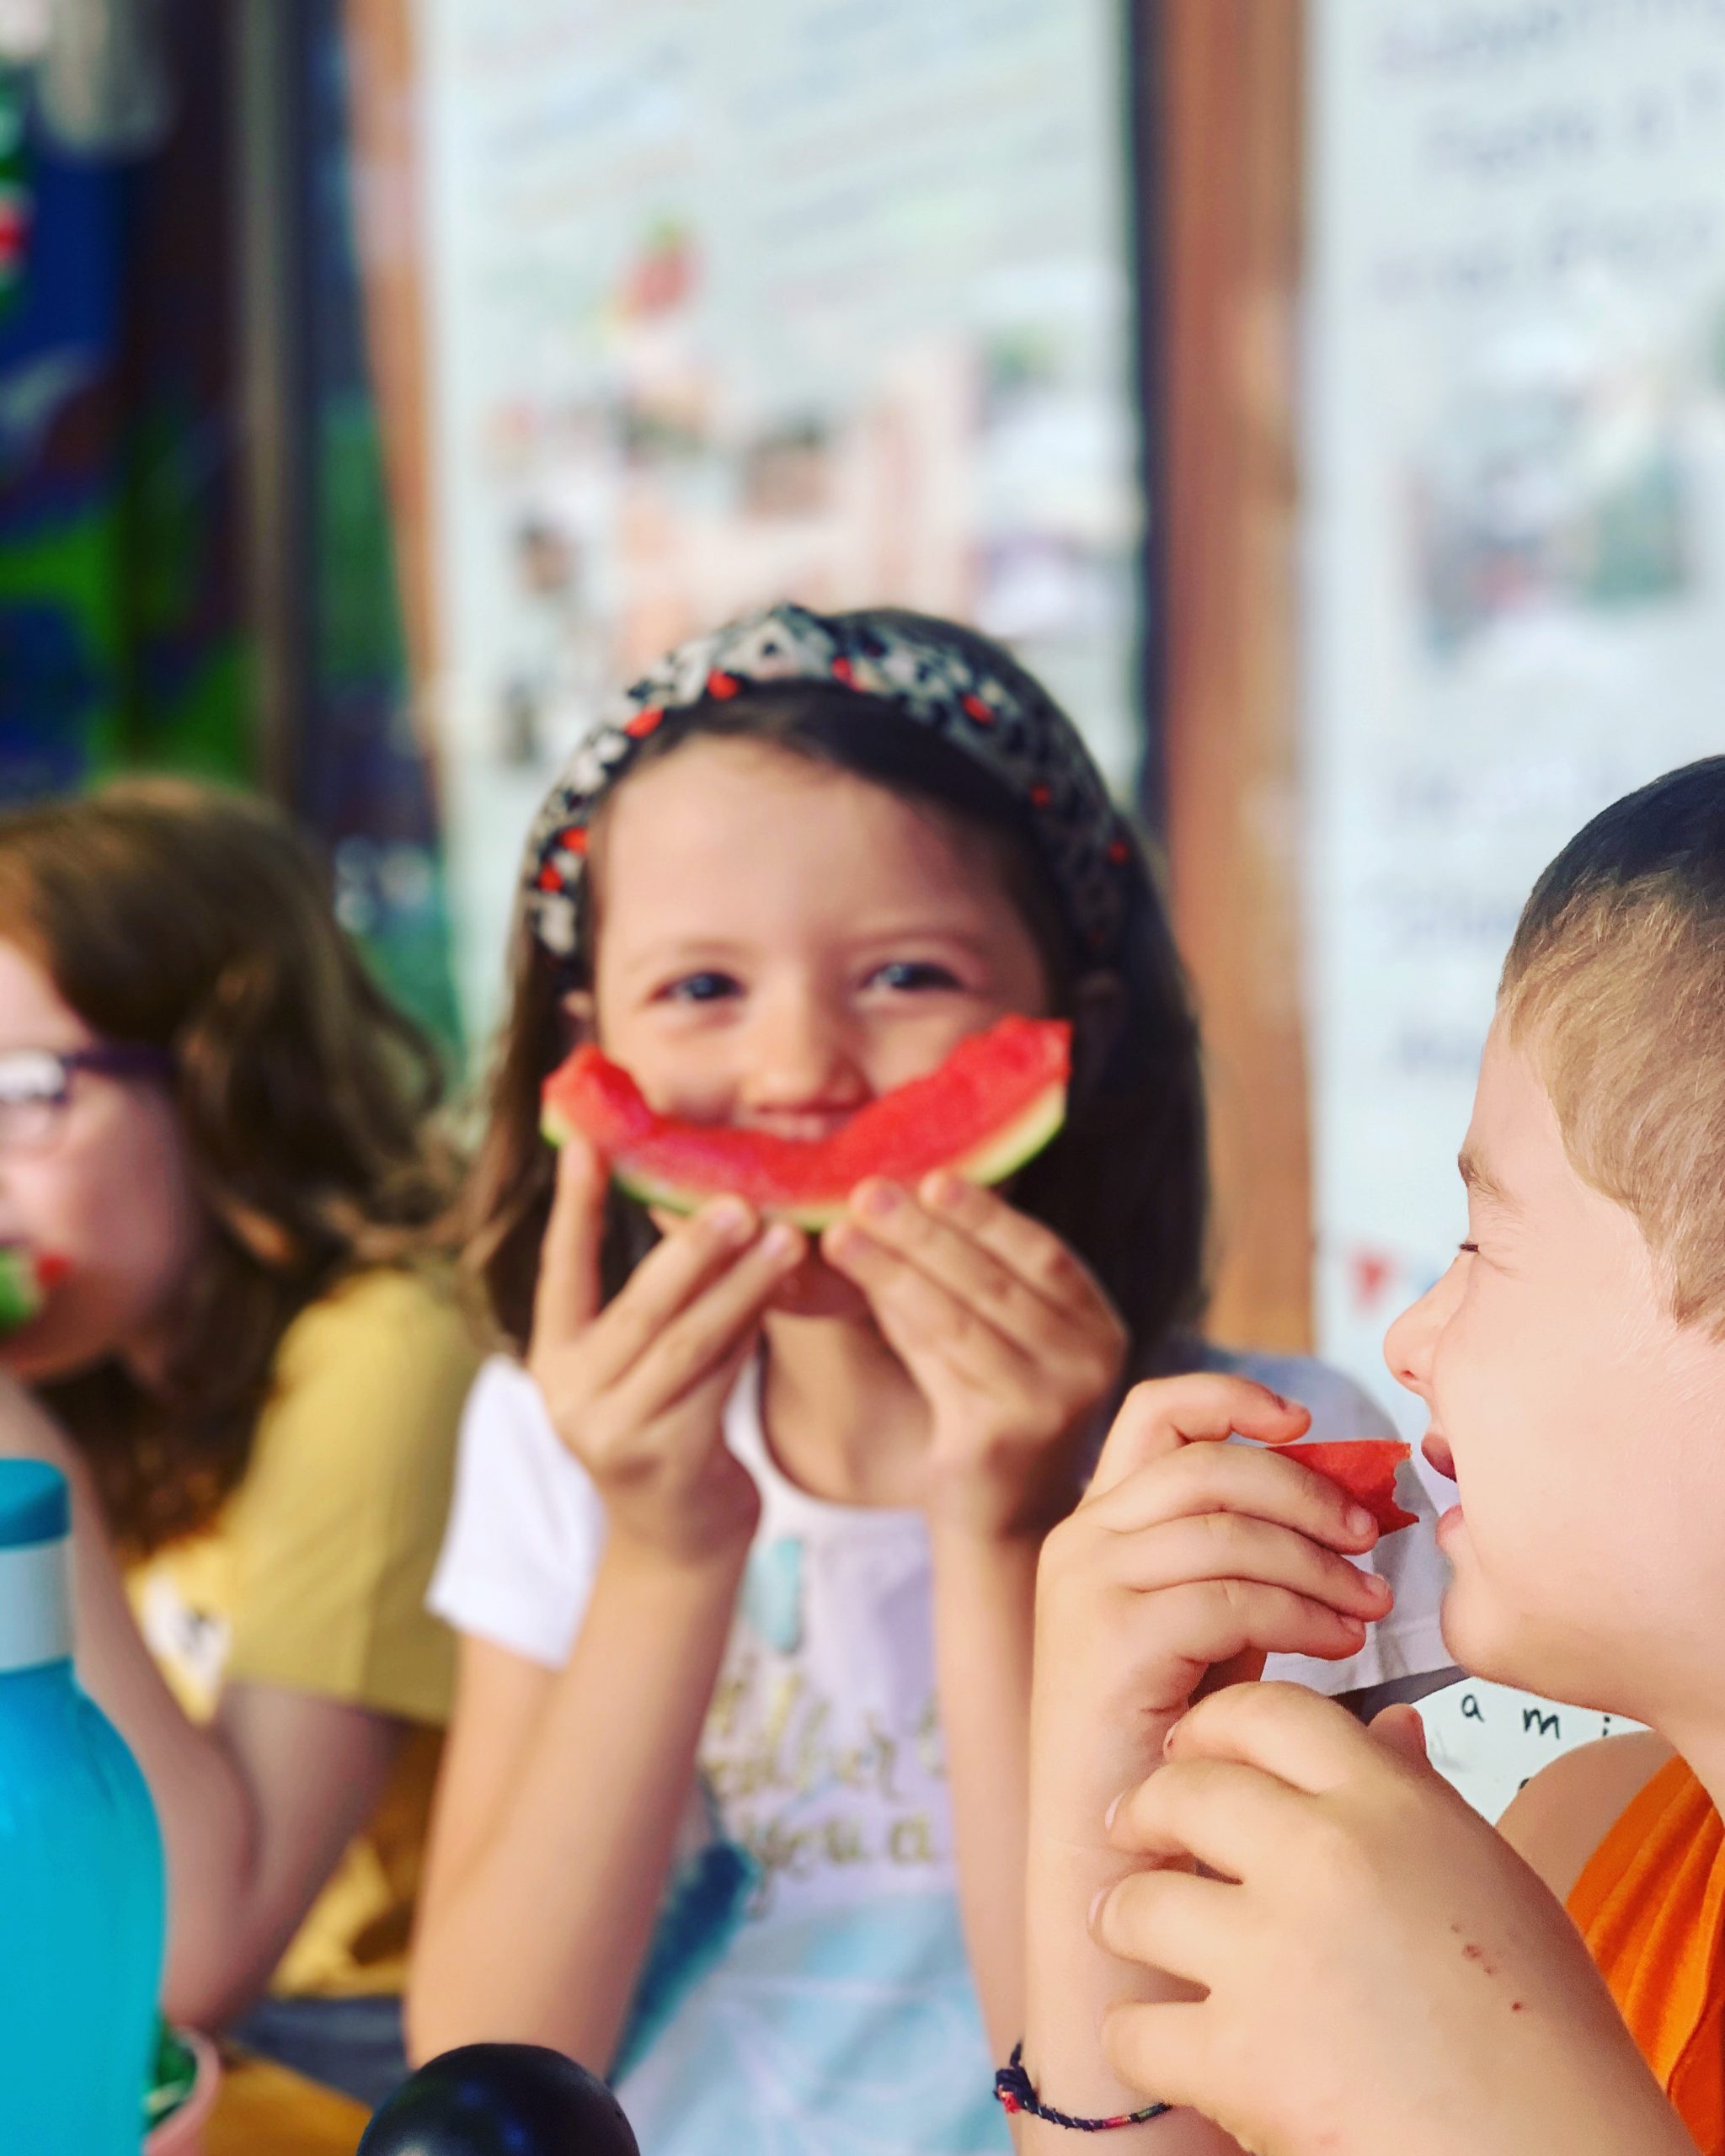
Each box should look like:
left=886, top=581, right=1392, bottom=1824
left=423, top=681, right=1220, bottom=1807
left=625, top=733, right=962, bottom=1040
left=0, top=1045, right=176, bottom=1154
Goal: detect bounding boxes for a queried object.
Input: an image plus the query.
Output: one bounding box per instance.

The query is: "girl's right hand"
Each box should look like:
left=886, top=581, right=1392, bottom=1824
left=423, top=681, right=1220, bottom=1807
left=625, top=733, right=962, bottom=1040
left=527, top=1137, right=805, bottom=1569
left=1032, top=1374, right=1394, bottom=1847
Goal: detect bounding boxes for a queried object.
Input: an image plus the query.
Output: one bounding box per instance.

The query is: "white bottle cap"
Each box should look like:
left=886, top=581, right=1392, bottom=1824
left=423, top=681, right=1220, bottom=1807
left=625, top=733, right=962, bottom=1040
left=0, top=1463, right=72, bottom=1674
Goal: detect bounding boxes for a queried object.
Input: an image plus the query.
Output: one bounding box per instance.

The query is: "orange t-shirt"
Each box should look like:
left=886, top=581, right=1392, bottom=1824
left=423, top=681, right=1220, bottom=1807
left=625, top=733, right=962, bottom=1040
left=1566, top=1755, right=1725, bottom=2154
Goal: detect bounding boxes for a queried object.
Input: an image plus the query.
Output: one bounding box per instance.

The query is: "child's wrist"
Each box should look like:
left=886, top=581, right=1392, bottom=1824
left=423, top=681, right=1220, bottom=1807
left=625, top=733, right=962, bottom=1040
left=1020, top=1835, right=1190, bottom=2138
left=925, top=1503, right=1055, bottom=1559
left=603, top=1524, right=755, bottom=1597
left=1029, top=1697, right=1184, bottom=1854
left=921, top=1462, right=1077, bottom=1544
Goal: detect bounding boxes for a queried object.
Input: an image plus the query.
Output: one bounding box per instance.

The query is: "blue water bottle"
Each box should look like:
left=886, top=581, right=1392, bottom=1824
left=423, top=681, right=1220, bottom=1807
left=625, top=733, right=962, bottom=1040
left=0, top=1461, right=164, bottom=2152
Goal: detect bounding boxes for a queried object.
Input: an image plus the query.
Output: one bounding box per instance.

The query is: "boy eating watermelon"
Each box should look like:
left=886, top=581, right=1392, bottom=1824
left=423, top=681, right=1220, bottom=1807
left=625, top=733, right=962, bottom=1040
left=1014, top=758, right=1725, bottom=2155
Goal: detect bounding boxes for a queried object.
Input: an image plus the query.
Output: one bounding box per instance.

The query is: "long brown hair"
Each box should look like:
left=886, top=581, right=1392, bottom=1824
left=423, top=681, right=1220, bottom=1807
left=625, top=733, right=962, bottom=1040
left=464, top=635, right=1210, bottom=1367
left=0, top=779, right=457, bottom=1556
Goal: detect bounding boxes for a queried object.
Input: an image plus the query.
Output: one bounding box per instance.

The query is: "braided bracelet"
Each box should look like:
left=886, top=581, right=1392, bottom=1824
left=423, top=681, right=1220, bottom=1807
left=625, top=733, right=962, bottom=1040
left=994, top=2045, right=1172, bottom=2132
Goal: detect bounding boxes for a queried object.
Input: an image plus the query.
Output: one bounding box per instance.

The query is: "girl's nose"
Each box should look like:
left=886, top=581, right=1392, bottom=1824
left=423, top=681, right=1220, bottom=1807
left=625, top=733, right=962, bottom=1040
left=742, top=990, right=868, bottom=1116
left=1383, top=1259, right=1463, bottom=1406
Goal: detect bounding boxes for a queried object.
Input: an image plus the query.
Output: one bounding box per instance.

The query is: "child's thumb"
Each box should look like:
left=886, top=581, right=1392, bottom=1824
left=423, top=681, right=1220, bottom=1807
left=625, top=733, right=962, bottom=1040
left=1368, top=1701, right=1429, bottom=1770
left=532, top=1134, right=609, bottom=1344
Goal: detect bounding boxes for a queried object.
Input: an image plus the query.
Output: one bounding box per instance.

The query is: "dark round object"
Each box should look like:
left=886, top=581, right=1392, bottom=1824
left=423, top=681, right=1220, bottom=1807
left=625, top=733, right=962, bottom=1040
left=359, top=2042, right=641, bottom=2156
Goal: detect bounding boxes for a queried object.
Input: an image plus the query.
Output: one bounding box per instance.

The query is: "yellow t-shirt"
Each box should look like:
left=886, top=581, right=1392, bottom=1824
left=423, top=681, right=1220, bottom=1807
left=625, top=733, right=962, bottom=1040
left=129, top=1266, right=480, bottom=1998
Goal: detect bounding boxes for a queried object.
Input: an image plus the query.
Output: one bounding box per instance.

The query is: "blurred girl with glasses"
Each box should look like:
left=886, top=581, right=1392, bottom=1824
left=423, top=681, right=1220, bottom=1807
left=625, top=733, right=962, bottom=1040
left=0, top=779, right=478, bottom=2107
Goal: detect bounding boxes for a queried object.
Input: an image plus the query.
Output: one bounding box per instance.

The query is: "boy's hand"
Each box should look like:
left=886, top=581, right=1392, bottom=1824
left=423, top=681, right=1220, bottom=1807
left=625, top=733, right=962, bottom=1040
left=1094, top=1684, right=1690, bottom=2156
left=529, top=1136, right=804, bottom=1570
left=1033, top=1375, right=1391, bottom=1840
left=820, top=1171, right=1127, bottom=1539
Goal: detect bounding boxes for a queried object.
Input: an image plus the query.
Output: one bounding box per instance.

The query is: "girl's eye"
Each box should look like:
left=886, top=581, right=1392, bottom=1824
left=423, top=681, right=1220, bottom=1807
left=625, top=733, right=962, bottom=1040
left=661, top=971, right=742, bottom=1005
left=867, top=960, right=963, bottom=994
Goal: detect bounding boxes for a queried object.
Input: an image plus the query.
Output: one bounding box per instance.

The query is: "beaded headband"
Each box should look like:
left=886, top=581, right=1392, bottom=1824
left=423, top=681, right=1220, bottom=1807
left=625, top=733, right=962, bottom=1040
left=521, top=602, right=1132, bottom=962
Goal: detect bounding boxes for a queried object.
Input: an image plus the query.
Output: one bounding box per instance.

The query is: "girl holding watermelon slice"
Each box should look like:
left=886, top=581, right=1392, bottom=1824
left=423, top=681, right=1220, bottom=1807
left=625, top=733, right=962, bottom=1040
left=0, top=782, right=478, bottom=2105
left=1018, top=760, right=1725, bottom=2155
left=414, top=604, right=1453, bottom=2151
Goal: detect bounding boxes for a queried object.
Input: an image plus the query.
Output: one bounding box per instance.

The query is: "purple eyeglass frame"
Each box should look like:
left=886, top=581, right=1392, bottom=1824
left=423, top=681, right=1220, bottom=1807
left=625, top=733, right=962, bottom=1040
left=0, top=1044, right=176, bottom=1101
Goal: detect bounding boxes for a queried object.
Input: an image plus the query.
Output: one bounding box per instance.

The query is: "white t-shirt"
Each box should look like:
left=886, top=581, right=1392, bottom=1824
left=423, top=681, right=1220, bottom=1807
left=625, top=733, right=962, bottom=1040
left=429, top=1347, right=1450, bottom=2156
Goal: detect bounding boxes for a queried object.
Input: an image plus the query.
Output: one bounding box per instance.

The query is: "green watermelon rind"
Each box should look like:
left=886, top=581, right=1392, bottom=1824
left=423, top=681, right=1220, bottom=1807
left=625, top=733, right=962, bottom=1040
left=0, top=1247, right=45, bottom=1335
left=541, top=1017, right=1070, bottom=1228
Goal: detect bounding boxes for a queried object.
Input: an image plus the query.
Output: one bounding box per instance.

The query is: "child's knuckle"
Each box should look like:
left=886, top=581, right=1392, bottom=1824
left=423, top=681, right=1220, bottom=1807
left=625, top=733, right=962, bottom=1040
left=1037, top=1511, right=1092, bottom=1587
left=1196, top=1508, right=1245, bottom=1562
left=656, top=1340, right=698, bottom=1392
left=1300, top=1812, right=1370, bottom=1899
left=586, top=1421, right=628, bottom=1470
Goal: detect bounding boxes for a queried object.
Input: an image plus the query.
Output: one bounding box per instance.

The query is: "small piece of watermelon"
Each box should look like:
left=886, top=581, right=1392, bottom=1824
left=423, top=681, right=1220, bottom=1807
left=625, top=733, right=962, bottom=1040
left=542, top=1015, right=1071, bottom=1230
left=0, top=1248, right=62, bottom=1337
left=1280, top=1439, right=1418, bottom=1535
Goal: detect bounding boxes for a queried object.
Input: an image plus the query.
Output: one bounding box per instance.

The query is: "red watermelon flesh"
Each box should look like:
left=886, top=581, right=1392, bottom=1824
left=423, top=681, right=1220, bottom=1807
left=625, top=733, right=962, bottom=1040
left=542, top=1015, right=1071, bottom=1230
left=1279, top=1439, right=1418, bottom=1535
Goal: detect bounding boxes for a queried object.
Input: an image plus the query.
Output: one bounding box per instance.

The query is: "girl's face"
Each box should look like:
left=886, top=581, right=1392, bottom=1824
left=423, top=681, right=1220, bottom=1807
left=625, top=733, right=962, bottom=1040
left=1384, top=1020, right=1725, bottom=1727
left=587, top=737, right=1053, bottom=1314
left=0, top=937, right=205, bottom=1384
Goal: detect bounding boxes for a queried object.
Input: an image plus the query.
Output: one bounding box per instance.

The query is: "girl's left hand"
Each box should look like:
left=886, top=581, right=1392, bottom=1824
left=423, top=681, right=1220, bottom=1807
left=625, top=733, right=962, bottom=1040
left=821, top=1171, right=1126, bottom=1538
left=1092, top=1683, right=1690, bottom=2156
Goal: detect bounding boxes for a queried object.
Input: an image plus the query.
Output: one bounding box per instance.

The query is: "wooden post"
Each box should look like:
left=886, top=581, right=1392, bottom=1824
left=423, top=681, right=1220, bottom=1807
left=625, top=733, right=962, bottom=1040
left=233, top=0, right=312, bottom=807
left=1157, top=0, right=1312, bottom=1350
left=340, top=0, right=437, bottom=709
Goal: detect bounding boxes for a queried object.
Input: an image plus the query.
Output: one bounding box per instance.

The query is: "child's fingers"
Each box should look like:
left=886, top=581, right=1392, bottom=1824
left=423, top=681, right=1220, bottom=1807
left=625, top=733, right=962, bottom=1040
left=1097, top=1511, right=1392, bottom=1624
left=610, top=1221, right=806, bottom=1421
left=1159, top=1679, right=1392, bottom=1797
left=1093, top=1866, right=1237, bottom=1994
left=1370, top=1702, right=1429, bottom=1768
left=1108, top=1752, right=1314, bottom=1876
left=633, top=1326, right=764, bottom=1465
left=827, top=1188, right=1120, bottom=1371
left=579, top=1200, right=772, bottom=1390
left=1086, top=1438, right=1381, bottom=1556
left=915, top=1170, right=1123, bottom=1327
left=1100, top=1579, right=1371, bottom=1716
left=1099, top=1999, right=1214, bottom=2122
left=1087, top=1375, right=1311, bottom=1500
left=821, top=1219, right=1029, bottom=1383
left=829, top=1189, right=1044, bottom=1344
left=531, top=1136, right=611, bottom=1349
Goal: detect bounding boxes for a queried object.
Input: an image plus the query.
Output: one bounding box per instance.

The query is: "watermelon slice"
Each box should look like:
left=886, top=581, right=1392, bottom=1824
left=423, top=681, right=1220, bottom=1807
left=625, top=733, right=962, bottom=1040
left=1279, top=1439, right=1418, bottom=1535
left=542, top=1016, right=1071, bottom=1230
left=0, top=1248, right=62, bottom=1337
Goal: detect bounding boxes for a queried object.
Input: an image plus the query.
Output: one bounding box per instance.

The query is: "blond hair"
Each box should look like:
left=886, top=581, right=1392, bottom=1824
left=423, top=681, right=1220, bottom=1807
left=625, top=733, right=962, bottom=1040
left=1499, top=758, right=1725, bottom=1336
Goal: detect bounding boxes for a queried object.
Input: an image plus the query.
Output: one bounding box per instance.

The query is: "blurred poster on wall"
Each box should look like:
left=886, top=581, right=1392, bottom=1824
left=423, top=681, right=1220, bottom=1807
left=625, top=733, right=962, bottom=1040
left=1306, top=0, right=1725, bottom=1799
left=419, top=0, right=1143, bottom=1033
